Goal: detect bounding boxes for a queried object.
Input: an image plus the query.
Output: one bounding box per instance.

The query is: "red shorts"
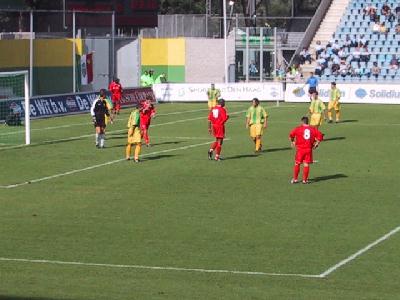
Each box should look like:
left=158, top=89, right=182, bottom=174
left=295, top=148, right=313, bottom=164
left=212, top=125, right=225, bottom=139
left=140, top=121, right=150, bottom=130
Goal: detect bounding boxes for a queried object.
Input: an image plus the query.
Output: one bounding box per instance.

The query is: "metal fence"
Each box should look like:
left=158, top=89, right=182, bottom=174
left=141, top=14, right=311, bottom=39
left=0, top=10, right=121, bottom=96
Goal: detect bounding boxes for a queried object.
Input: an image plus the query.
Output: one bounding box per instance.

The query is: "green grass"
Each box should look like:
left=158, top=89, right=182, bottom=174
left=0, top=102, right=399, bottom=300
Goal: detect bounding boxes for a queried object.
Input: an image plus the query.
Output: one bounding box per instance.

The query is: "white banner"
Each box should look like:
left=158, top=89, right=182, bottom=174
left=285, top=83, right=400, bottom=104
left=153, top=83, right=283, bottom=102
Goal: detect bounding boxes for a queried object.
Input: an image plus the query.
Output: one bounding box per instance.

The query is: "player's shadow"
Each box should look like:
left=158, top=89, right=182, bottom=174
left=144, top=154, right=177, bottom=161
left=312, top=173, right=348, bottom=182
left=0, top=297, right=75, bottom=300
left=263, top=146, right=292, bottom=153
left=151, top=141, right=184, bottom=146
left=323, top=136, right=346, bottom=142
left=224, top=153, right=259, bottom=160
left=107, top=134, right=126, bottom=140
left=339, top=119, right=358, bottom=123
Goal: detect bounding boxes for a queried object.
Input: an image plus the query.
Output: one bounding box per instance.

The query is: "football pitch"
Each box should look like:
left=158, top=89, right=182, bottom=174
left=0, top=102, right=399, bottom=299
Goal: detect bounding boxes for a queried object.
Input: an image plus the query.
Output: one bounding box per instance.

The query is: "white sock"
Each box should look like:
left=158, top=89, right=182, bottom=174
left=95, top=133, right=99, bottom=145
left=100, top=134, right=105, bottom=147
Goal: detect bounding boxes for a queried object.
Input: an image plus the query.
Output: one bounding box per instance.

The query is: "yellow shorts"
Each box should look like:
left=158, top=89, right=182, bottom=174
left=250, top=124, right=264, bottom=138
left=328, top=101, right=340, bottom=111
left=310, top=113, right=323, bottom=126
left=208, top=100, right=217, bottom=109
left=127, top=127, right=142, bottom=144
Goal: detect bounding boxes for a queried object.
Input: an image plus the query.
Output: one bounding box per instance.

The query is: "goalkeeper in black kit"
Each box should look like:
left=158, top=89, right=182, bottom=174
left=90, top=89, right=110, bottom=148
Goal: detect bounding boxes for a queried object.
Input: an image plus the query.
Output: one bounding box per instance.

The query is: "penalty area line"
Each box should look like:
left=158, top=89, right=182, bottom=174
left=319, top=225, right=400, bottom=278
left=0, top=141, right=214, bottom=189
left=0, top=257, right=321, bottom=278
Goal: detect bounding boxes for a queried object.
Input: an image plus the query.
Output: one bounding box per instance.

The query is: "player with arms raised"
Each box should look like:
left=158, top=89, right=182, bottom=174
left=208, top=98, right=229, bottom=161
left=289, top=116, right=324, bottom=184
left=109, top=78, right=123, bottom=115
left=140, top=96, right=156, bottom=147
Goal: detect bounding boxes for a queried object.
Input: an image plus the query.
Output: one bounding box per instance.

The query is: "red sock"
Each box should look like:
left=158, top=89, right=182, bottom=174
left=293, top=164, right=300, bottom=181
left=144, top=132, right=149, bottom=144
left=210, top=142, right=217, bottom=151
left=303, top=165, right=310, bottom=182
left=215, top=142, right=222, bottom=156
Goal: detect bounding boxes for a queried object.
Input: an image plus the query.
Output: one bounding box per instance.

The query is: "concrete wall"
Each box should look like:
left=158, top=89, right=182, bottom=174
left=83, top=39, right=110, bottom=92
left=116, top=39, right=140, bottom=88
left=185, top=37, right=235, bottom=83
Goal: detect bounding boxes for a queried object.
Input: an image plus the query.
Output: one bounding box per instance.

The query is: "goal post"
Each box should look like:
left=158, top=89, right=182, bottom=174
left=0, top=70, right=30, bottom=145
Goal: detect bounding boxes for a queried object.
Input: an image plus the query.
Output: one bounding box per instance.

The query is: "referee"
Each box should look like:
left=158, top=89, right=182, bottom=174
left=304, top=72, right=319, bottom=99
left=90, top=89, right=110, bottom=148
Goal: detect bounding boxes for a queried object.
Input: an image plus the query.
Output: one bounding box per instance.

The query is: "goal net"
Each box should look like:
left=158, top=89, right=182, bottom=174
left=0, top=71, right=30, bottom=147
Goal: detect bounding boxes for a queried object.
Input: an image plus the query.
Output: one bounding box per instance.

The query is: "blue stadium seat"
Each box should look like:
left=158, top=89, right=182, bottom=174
left=312, top=0, right=400, bottom=82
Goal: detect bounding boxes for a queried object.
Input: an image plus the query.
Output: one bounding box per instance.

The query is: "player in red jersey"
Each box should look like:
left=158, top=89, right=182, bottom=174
left=208, top=98, right=229, bottom=161
left=108, top=78, right=123, bottom=115
left=289, top=116, right=324, bottom=184
left=140, top=97, right=156, bottom=146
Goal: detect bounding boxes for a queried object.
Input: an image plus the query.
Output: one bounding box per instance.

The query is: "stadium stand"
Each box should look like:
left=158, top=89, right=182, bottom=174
left=302, top=0, right=400, bottom=82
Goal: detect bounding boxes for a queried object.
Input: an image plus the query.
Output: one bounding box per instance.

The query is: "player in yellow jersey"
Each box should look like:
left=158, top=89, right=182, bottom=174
left=246, top=98, right=268, bottom=153
left=327, top=82, right=341, bottom=123
left=125, top=104, right=142, bottom=163
left=309, top=91, right=327, bottom=129
left=206, top=83, right=221, bottom=110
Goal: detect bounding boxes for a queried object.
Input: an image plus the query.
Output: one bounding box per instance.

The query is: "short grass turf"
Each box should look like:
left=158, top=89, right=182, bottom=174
left=0, top=102, right=399, bottom=300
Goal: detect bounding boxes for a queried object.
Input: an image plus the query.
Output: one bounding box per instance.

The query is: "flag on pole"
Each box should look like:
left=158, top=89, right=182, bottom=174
left=80, top=54, right=88, bottom=85
left=80, top=53, right=94, bottom=85
left=86, top=53, right=93, bottom=84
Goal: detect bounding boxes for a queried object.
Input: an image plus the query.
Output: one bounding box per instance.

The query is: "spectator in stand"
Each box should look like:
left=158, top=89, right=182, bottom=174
left=396, top=4, right=400, bottom=20
left=381, top=2, right=391, bottom=18
left=388, top=11, right=396, bottom=23
left=331, top=59, right=340, bottom=76
left=370, top=9, right=378, bottom=22
left=344, top=35, right=352, bottom=50
left=315, top=63, right=323, bottom=76
left=338, top=47, right=347, bottom=60
left=357, top=34, right=368, bottom=46
left=396, top=23, right=400, bottom=33
left=300, top=47, right=312, bottom=64
left=354, top=63, right=363, bottom=77
left=315, top=40, right=324, bottom=58
left=390, top=54, right=399, bottom=69
left=286, top=68, right=295, bottom=82
left=372, top=21, right=381, bottom=32
left=352, top=46, right=361, bottom=63
left=317, top=56, right=327, bottom=69
left=379, top=22, right=389, bottom=37
left=332, top=40, right=341, bottom=54
left=360, top=45, right=370, bottom=62
left=363, top=4, right=377, bottom=16
left=371, top=62, right=381, bottom=78
left=339, top=61, right=348, bottom=77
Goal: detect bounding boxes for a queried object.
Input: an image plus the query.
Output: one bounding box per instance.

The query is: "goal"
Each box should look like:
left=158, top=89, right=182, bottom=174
left=0, top=71, right=30, bottom=146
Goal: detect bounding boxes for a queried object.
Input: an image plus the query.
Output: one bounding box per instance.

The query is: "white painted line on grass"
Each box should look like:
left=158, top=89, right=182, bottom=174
left=0, top=141, right=213, bottom=189
left=0, top=257, right=321, bottom=278
left=0, top=110, right=246, bottom=151
left=0, top=108, right=212, bottom=137
left=319, top=225, right=400, bottom=278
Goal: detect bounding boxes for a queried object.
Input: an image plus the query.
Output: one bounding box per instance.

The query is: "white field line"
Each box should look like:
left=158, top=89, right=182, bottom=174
left=0, top=104, right=292, bottom=137
left=0, top=108, right=212, bottom=137
left=0, top=257, right=321, bottom=278
left=0, top=141, right=214, bottom=189
left=0, top=110, right=246, bottom=151
left=319, top=225, right=400, bottom=278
